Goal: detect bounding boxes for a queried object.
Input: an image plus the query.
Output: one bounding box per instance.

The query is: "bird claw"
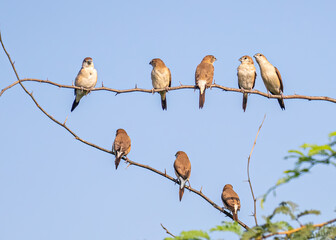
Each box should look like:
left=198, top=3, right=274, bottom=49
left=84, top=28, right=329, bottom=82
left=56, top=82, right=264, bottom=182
left=165, top=87, right=169, bottom=92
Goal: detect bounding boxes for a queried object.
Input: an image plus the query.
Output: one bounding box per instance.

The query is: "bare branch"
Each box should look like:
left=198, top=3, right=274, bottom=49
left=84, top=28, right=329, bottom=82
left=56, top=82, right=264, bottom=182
left=247, top=115, right=266, bottom=226
left=1, top=78, right=336, bottom=104
left=261, top=218, right=336, bottom=239
left=160, top=223, right=176, bottom=238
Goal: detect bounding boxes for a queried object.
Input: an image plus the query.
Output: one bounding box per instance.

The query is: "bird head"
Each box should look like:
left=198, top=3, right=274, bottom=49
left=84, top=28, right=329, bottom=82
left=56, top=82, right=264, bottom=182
left=202, top=55, right=217, bottom=64
left=82, top=57, right=94, bottom=68
left=239, top=55, right=254, bottom=64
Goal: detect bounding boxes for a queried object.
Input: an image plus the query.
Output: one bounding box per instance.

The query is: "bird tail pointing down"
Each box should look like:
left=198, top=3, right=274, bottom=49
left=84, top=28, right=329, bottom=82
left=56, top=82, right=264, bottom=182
left=115, top=151, right=123, bottom=170
left=160, top=91, right=167, bottom=111
left=242, top=93, right=248, bottom=112
left=71, top=99, right=80, bottom=112
left=179, top=178, right=187, bottom=201
left=233, top=204, right=239, bottom=221
left=278, top=98, right=285, bottom=110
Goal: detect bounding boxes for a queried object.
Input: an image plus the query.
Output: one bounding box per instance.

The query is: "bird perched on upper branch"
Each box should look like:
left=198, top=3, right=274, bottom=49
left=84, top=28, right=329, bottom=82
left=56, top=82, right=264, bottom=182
left=237, top=55, right=256, bottom=112
left=195, top=55, right=216, bottom=109
left=149, top=58, right=171, bottom=110
left=221, top=184, right=241, bottom=221
left=71, top=57, right=98, bottom=112
left=254, top=53, right=285, bottom=110
left=173, top=151, right=191, bottom=201
left=112, top=129, right=131, bottom=170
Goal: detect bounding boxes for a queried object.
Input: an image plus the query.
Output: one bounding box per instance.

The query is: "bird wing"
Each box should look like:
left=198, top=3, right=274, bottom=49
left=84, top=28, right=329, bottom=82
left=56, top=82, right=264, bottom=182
left=275, top=67, right=283, bottom=93
left=174, top=156, right=191, bottom=180
left=168, top=68, right=172, bottom=88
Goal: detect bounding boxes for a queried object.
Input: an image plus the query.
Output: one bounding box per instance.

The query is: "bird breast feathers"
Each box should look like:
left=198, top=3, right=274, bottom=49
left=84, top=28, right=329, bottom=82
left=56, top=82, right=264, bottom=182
left=75, top=68, right=97, bottom=88
left=151, top=68, right=170, bottom=88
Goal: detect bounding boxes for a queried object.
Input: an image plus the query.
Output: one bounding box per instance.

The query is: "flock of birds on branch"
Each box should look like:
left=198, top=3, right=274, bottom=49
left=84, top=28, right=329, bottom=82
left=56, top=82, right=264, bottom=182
left=69, top=53, right=285, bottom=222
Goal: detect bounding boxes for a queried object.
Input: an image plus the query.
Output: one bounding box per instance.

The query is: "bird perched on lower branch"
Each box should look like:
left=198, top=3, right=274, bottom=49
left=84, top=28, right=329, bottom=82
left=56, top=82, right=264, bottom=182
left=112, top=129, right=131, bottom=170
left=71, top=57, right=97, bottom=112
left=195, top=55, right=216, bottom=109
left=254, top=53, right=285, bottom=110
left=222, top=184, right=240, bottom=221
left=149, top=58, right=171, bottom=110
left=237, top=55, right=256, bottom=112
left=174, top=151, right=191, bottom=201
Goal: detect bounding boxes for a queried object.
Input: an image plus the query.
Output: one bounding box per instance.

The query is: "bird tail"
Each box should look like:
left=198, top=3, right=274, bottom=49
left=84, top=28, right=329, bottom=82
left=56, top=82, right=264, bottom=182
left=160, top=91, right=167, bottom=111
left=278, top=98, right=285, bottom=110
left=179, top=187, right=185, bottom=201
left=115, top=151, right=122, bottom=170
left=233, top=204, right=239, bottom=221
left=71, top=99, right=80, bottom=112
left=199, top=89, right=206, bottom=109
left=242, top=93, right=248, bottom=112
left=179, top=178, right=187, bottom=201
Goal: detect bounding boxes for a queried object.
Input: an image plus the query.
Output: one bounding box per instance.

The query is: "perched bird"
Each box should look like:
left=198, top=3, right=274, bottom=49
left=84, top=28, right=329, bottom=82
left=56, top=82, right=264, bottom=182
left=254, top=53, right=285, bottom=110
left=112, top=129, right=131, bottom=170
left=173, top=151, right=191, bottom=201
left=71, top=57, right=98, bottom=112
left=221, top=184, right=241, bottom=221
left=149, top=58, right=171, bottom=110
left=195, top=55, right=216, bottom=109
left=237, top=55, right=257, bottom=112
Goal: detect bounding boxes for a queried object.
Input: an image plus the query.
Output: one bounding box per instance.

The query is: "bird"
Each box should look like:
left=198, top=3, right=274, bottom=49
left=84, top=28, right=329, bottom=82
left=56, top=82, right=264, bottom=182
left=112, top=129, right=131, bottom=170
left=71, top=57, right=98, bottom=112
left=253, top=53, right=285, bottom=110
left=149, top=58, right=171, bottom=110
left=173, top=151, right=191, bottom=201
left=237, top=55, right=257, bottom=112
left=221, top=184, right=241, bottom=221
left=195, top=55, right=216, bottom=109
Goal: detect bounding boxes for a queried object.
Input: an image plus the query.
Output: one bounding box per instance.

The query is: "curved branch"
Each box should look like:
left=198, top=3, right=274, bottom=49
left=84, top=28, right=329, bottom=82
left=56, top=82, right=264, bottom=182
left=1, top=78, right=336, bottom=104
left=0, top=33, right=250, bottom=230
left=262, top=218, right=336, bottom=239
left=247, top=115, right=266, bottom=226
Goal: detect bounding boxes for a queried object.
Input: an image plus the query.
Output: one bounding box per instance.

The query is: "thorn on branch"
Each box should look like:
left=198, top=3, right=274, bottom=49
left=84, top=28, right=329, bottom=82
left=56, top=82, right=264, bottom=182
left=164, top=168, right=167, bottom=176
left=179, top=81, right=183, bottom=86
left=135, top=84, right=137, bottom=89
left=126, top=163, right=131, bottom=169
left=101, top=81, right=104, bottom=87
left=63, top=116, right=68, bottom=125
left=200, top=186, right=203, bottom=193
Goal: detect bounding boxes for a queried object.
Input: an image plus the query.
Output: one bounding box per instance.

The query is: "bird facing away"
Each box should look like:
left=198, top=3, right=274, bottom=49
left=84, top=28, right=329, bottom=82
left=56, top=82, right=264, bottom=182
left=149, top=58, right=171, bottom=110
left=195, top=55, right=216, bottom=109
left=237, top=55, right=256, bottom=112
left=71, top=57, right=98, bottom=112
left=112, top=129, right=131, bottom=170
left=221, top=184, right=241, bottom=221
left=173, top=151, right=191, bottom=201
left=253, top=53, right=285, bottom=110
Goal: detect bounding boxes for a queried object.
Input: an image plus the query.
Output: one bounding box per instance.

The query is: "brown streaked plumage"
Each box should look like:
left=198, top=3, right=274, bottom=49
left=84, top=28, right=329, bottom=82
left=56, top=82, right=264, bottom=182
left=173, top=151, right=191, bottom=201
left=71, top=57, right=98, bottom=112
left=237, top=55, right=257, bottom=112
left=112, top=129, right=131, bottom=170
left=149, top=58, right=171, bottom=110
left=221, top=184, right=241, bottom=221
left=195, top=55, right=216, bottom=109
left=254, top=53, right=285, bottom=110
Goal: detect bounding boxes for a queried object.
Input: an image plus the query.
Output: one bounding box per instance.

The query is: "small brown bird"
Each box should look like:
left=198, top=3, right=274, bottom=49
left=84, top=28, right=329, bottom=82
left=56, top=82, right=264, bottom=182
left=221, top=184, right=241, bottom=221
left=71, top=57, right=98, bottom=112
left=149, top=58, right=171, bottom=110
left=237, top=55, right=256, bottom=112
left=173, top=151, right=191, bottom=201
left=195, top=55, right=216, bottom=109
left=254, top=53, right=285, bottom=110
left=112, top=129, right=131, bottom=170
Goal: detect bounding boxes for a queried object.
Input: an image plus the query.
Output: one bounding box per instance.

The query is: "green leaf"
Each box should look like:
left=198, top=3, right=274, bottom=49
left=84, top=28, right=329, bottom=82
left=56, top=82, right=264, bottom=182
left=209, top=221, right=242, bottom=236
left=288, top=149, right=305, bottom=156
left=297, top=209, right=321, bottom=218
left=179, top=230, right=210, bottom=240
left=329, top=131, right=336, bottom=138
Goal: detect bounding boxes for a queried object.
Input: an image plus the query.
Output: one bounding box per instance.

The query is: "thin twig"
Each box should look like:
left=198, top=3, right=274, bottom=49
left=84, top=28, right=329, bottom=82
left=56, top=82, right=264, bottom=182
left=1, top=78, right=336, bottom=104
left=160, top=223, right=176, bottom=238
left=0, top=33, right=250, bottom=230
left=247, top=115, right=266, bottom=226
left=261, top=218, right=336, bottom=239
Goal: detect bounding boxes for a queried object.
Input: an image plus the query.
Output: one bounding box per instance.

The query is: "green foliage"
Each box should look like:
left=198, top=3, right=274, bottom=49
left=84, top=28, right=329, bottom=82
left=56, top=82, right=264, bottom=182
left=164, top=230, right=210, bottom=240
left=209, top=221, right=242, bottom=236
left=262, top=132, right=336, bottom=203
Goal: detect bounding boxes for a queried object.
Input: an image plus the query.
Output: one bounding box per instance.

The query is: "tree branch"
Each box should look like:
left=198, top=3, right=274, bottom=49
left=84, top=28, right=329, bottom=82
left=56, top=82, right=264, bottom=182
left=0, top=32, right=250, bottom=230
left=1, top=78, right=336, bottom=104
left=261, top=218, right=336, bottom=239
left=160, top=223, right=176, bottom=238
left=247, top=115, right=266, bottom=226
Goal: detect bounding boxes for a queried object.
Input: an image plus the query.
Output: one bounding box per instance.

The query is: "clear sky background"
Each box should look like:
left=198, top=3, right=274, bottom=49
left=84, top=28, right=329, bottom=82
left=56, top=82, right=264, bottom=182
left=1, top=1, right=335, bottom=239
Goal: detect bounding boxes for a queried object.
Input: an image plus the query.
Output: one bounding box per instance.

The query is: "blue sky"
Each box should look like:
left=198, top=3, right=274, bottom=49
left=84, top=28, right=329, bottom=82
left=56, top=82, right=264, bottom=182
left=1, top=1, right=336, bottom=239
